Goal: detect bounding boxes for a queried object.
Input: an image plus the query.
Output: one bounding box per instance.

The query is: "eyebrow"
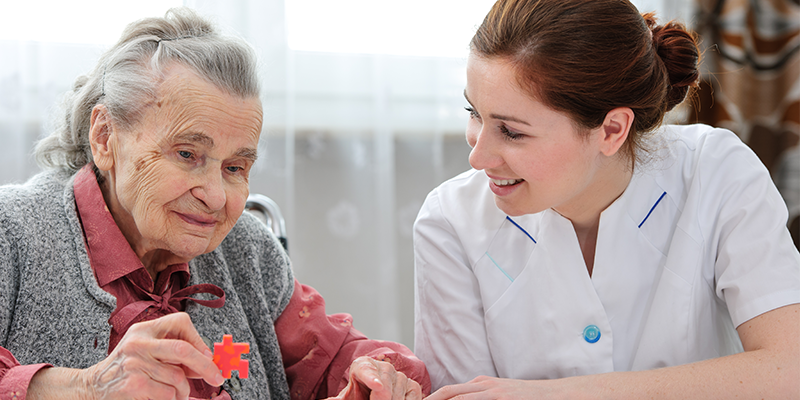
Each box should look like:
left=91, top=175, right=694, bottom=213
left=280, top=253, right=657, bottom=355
left=463, top=90, right=531, bottom=126
left=174, top=132, right=215, bottom=147
left=173, top=132, right=258, bottom=162
left=236, top=148, right=259, bottom=162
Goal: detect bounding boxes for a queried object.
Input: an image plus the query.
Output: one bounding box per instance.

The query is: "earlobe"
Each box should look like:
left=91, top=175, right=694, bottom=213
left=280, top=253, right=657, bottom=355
left=89, top=105, right=115, bottom=171
left=599, top=107, right=634, bottom=157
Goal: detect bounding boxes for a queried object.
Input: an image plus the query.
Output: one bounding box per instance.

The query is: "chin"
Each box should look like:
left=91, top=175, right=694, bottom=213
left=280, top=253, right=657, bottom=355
left=497, top=207, right=526, bottom=217
left=495, top=198, right=536, bottom=217
left=170, top=237, right=217, bottom=259
left=503, top=210, right=532, bottom=217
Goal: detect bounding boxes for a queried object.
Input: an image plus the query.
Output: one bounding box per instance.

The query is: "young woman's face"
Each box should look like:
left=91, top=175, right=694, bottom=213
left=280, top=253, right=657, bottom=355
left=464, top=54, right=607, bottom=217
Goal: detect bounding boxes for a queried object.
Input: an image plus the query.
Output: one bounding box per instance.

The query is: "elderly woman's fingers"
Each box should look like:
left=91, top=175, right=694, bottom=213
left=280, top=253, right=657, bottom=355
left=127, top=313, right=223, bottom=385
left=387, top=371, right=422, bottom=400
left=132, top=313, right=211, bottom=354
left=148, top=338, right=219, bottom=381
left=337, top=356, right=423, bottom=400
left=82, top=313, right=225, bottom=399
left=351, top=357, right=385, bottom=393
left=405, top=379, right=422, bottom=400
left=142, top=359, right=193, bottom=399
left=390, top=371, right=407, bottom=398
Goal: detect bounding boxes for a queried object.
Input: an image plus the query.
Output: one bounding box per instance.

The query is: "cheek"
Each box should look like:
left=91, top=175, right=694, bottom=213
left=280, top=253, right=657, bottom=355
left=545, top=141, right=597, bottom=185
left=227, top=187, right=248, bottom=220
left=220, top=184, right=250, bottom=227
left=517, top=142, right=582, bottom=182
left=125, top=158, right=183, bottom=219
left=204, top=186, right=247, bottom=251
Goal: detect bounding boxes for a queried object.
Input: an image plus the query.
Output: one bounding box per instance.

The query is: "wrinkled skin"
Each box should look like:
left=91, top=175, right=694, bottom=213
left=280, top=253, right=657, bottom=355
left=27, top=63, right=424, bottom=400
left=85, top=313, right=225, bottom=400
left=42, top=63, right=261, bottom=400
left=331, top=356, right=423, bottom=400
left=91, top=63, right=263, bottom=279
left=27, top=312, right=223, bottom=400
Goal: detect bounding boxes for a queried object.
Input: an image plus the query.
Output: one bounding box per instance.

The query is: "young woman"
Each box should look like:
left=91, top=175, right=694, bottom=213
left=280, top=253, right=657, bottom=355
left=413, top=0, right=800, bottom=398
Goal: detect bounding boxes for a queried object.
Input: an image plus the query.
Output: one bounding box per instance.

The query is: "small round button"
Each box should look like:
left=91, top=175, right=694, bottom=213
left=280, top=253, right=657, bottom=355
left=583, top=325, right=601, bottom=343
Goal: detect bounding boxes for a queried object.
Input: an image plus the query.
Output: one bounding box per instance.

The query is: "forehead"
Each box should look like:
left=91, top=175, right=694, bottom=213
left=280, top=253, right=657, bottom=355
left=466, top=55, right=532, bottom=102
left=148, top=64, right=263, bottom=142
left=466, top=54, right=584, bottom=132
left=466, top=55, right=539, bottom=112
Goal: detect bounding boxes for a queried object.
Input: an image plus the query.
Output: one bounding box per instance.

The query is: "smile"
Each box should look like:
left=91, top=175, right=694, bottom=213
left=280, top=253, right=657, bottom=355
left=176, top=212, right=218, bottom=228
left=491, top=178, right=524, bottom=186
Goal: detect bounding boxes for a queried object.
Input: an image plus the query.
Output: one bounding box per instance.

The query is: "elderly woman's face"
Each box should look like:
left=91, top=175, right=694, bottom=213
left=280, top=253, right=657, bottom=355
left=93, top=64, right=262, bottom=263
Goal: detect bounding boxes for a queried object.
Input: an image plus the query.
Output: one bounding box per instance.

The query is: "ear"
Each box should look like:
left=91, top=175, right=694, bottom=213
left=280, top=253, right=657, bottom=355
left=597, top=107, right=634, bottom=157
left=89, top=105, right=116, bottom=172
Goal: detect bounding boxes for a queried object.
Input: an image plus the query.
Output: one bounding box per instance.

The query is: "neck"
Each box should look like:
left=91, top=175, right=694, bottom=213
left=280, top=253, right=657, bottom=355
left=552, top=154, right=632, bottom=230
left=552, top=155, right=632, bottom=275
left=139, top=250, right=182, bottom=281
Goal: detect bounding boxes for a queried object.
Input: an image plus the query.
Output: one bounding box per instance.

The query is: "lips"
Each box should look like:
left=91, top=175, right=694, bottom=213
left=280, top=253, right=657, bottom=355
left=487, top=174, right=524, bottom=197
left=491, top=178, right=524, bottom=186
left=176, top=212, right=218, bottom=228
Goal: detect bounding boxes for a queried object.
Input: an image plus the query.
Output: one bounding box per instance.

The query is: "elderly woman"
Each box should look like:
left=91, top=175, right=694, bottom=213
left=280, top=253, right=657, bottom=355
left=0, top=8, right=428, bottom=400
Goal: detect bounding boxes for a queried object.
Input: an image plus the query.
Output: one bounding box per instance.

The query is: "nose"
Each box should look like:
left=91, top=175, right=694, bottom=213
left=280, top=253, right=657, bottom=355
left=467, top=126, right=503, bottom=171
left=191, top=171, right=227, bottom=211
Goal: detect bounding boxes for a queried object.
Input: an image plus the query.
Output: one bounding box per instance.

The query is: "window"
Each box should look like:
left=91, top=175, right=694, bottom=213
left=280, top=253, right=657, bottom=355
left=0, top=0, right=182, bottom=44
left=285, top=0, right=496, bottom=57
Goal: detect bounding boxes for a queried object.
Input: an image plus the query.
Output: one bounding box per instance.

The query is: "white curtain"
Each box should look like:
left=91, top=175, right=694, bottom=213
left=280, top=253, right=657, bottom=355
left=631, top=0, right=695, bottom=20
left=0, top=0, right=691, bottom=348
left=184, top=0, right=474, bottom=346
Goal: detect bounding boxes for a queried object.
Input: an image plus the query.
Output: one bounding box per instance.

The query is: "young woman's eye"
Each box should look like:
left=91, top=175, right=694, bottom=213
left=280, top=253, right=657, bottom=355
left=500, top=125, right=524, bottom=141
left=464, top=106, right=480, bottom=119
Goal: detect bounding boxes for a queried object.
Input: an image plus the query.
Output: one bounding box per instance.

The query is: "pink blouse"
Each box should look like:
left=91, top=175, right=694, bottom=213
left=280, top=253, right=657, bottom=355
left=0, top=166, right=429, bottom=400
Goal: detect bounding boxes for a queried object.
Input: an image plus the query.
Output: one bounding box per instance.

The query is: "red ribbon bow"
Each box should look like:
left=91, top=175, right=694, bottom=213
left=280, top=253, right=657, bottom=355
left=108, top=267, right=225, bottom=348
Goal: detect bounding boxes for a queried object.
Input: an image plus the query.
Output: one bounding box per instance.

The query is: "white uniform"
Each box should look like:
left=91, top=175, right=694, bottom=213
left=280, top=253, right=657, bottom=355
left=413, top=124, right=800, bottom=390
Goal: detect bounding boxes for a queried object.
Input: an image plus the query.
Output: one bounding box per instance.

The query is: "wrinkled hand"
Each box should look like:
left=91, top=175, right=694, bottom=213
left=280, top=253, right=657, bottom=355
left=426, top=376, right=560, bottom=400
left=329, top=356, right=423, bottom=400
left=81, top=312, right=225, bottom=400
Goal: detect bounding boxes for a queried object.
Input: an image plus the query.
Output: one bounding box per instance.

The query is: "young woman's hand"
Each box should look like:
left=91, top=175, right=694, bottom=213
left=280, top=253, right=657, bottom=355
left=426, top=376, right=568, bottom=400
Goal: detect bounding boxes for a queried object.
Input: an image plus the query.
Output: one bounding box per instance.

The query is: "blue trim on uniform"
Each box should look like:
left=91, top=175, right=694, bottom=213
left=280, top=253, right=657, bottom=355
left=638, top=191, right=667, bottom=228
left=506, top=216, right=537, bottom=243
left=485, top=252, right=514, bottom=282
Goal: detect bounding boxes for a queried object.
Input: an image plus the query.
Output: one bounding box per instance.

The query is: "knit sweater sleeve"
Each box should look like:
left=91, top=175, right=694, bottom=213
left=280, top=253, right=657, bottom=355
left=276, top=280, right=431, bottom=399
left=0, top=185, right=52, bottom=400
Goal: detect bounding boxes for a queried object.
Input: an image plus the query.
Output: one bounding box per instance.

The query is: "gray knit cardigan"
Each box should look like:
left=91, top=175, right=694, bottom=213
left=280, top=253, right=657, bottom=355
left=0, top=169, right=295, bottom=399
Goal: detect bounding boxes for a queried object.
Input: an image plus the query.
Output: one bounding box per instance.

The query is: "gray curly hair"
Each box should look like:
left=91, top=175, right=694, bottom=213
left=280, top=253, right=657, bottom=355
left=35, top=7, right=260, bottom=172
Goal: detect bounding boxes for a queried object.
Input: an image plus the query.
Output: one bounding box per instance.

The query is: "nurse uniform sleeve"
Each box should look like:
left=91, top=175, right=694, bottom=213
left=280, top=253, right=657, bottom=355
left=413, top=187, right=498, bottom=391
left=694, top=128, right=800, bottom=327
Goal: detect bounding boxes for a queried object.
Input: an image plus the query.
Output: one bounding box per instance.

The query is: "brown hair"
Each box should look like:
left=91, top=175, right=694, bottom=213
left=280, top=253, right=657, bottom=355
left=471, top=0, right=700, bottom=162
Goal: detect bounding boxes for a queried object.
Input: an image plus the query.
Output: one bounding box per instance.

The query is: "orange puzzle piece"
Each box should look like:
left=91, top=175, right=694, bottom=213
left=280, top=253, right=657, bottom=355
left=212, top=334, right=250, bottom=379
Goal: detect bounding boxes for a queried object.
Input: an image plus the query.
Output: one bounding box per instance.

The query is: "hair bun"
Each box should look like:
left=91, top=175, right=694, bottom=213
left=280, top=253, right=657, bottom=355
left=645, top=15, right=700, bottom=111
left=71, top=75, right=89, bottom=91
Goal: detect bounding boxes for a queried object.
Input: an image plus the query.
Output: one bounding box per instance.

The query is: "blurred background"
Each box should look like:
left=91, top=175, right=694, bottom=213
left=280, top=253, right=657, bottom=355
left=0, top=0, right=796, bottom=349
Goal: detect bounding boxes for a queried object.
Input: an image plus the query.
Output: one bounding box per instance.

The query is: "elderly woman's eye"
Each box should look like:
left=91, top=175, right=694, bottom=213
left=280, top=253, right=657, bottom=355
left=226, top=166, right=244, bottom=173
left=178, top=150, right=193, bottom=159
